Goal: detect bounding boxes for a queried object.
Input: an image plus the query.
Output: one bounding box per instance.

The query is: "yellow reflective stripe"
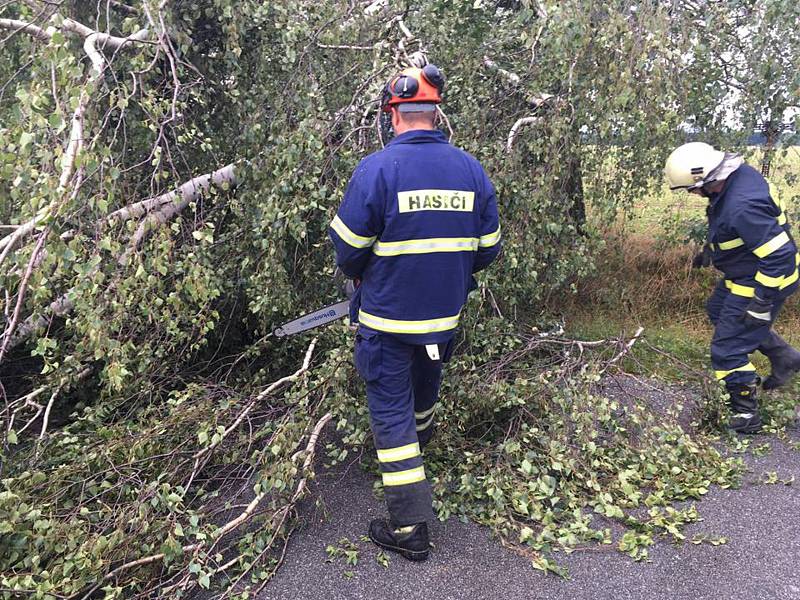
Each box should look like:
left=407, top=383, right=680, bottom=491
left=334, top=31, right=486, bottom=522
left=780, top=268, right=799, bottom=289
left=479, top=226, right=501, bottom=248
left=755, top=271, right=785, bottom=288
left=330, top=215, right=376, bottom=249
left=717, top=237, right=744, bottom=250
left=415, top=405, right=437, bottom=420
left=777, top=212, right=787, bottom=226
left=358, top=309, right=460, bottom=334
left=753, top=231, right=790, bottom=258
left=416, top=412, right=436, bottom=432
left=376, top=442, right=421, bottom=463
left=382, top=466, right=426, bottom=487
left=724, top=280, right=755, bottom=298
left=373, top=237, right=478, bottom=257
left=715, top=362, right=756, bottom=380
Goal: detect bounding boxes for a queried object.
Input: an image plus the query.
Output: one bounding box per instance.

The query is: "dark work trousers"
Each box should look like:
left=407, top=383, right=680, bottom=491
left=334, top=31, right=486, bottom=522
left=706, top=277, right=799, bottom=385
left=354, top=326, right=453, bottom=527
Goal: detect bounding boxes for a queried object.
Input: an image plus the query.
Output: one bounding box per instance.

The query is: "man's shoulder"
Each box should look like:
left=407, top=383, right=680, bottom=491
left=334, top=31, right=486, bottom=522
left=426, top=142, right=488, bottom=175
left=735, top=163, right=766, bottom=182
left=349, top=150, right=388, bottom=183
left=724, top=164, right=773, bottom=220
left=727, top=164, right=769, bottom=201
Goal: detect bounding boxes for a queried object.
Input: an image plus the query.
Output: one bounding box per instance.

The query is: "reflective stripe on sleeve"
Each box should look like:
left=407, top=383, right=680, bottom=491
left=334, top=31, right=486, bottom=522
left=753, top=231, right=790, bottom=258
left=755, top=271, right=785, bottom=288
left=718, top=237, right=744, bottom=250
left=376, top=442, right=421, bottom=463
left=479, top=226, right=501, bottom=248
left=358, top=309, right=460, bottom=334
left=724, top=280, right=755, bottom=298
left=382, top=466, right=426, bottom=487
left=715, top=362, right=756, bottom=380
left=330, top=215, right=376, bottom=249
left=373, top=237, right=478, bottom=256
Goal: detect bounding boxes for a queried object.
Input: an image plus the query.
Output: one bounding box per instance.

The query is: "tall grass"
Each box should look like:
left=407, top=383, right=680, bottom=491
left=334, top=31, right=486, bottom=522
left=567, top=148, right=800, bottom=344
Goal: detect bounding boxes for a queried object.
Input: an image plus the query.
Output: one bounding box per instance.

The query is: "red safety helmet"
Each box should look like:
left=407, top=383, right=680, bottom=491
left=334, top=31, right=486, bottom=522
left=381, top=64, right=445, bottom=113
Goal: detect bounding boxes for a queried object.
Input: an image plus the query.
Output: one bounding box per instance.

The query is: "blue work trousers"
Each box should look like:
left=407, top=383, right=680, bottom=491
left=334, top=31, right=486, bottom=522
left=354, top=326, right=452, bottom=526
left=706, top=277, right=798, bottom=384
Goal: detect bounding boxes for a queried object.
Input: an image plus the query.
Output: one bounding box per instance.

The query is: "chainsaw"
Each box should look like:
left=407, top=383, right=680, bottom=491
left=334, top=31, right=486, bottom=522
left=272, top=278, right=357, bottom=337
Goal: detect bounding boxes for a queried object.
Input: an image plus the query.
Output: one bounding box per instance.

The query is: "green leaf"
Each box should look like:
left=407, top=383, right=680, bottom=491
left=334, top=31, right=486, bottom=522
left=19, top=132, right=33, bottom=151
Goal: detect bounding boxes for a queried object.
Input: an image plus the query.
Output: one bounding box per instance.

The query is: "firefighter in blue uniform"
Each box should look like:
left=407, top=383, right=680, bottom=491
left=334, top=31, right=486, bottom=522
left=329, top=64, right=501, bottom=560
left=665, top=142, right=800, bottom=433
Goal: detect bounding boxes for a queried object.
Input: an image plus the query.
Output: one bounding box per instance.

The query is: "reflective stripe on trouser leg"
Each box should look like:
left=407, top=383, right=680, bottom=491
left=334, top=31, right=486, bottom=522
left=377, top=444, right=430, bottom=524
left=709, top=279, right=796, bottom=385
left=412, top=343, right=444, bottom=448
left=361, top=329, right=434, bottom=526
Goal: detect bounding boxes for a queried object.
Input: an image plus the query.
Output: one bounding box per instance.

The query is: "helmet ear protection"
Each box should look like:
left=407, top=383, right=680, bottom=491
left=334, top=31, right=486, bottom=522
left=421, top=64, right=444, bottom=92
left=381, top=64, right=445, bottom=112
left=390, top=74, right=419, bottom=99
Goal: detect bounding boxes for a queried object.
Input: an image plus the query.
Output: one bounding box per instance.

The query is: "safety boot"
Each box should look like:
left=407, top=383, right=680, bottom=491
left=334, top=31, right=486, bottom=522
left=726, top=382, right=762, bottom=434
left=759, top=330, right=800, bottom=390
left=368, top=519, right=430, bottom=561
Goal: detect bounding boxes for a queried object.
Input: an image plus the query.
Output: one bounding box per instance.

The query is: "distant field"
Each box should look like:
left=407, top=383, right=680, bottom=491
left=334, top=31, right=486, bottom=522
left=570, top=146, right=800, bottom=343
left=628, top=146, right=800, bottom=235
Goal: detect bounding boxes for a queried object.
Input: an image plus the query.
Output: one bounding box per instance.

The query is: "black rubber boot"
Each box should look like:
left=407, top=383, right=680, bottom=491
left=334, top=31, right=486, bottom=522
left=759, top=330, right=800, bottom=390
left=368, top=520, right=430, bottom=561
left=726, top=381, right=762, bottom=434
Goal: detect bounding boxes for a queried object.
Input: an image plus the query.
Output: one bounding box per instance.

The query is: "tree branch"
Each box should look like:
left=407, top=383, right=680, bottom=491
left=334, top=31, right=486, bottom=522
left=505, top=95, right=556, bottom=153
left=0, top=18, right=53, bottom=42
left=61, top=19, right=149, bottom=49
left=506, top=117, right=540, bottom=153
left=0, top=228, right=49, bottom=363
left=0, top=17, right=149, bottom=261
left=192, top=338, right=317, bottom=463
left=483, top=56, right=521, bottom=85
left=83, top=404, right=332, bottom=600
left=1, top=164, right=239, bottom=353
left=118, top=163, right=237, bottom=264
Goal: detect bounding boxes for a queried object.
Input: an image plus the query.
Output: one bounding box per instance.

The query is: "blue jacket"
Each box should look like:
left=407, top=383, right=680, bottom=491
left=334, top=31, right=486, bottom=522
left=329, top=129, right=501, bottom=344
left=708, top=164, right=798, bottom=300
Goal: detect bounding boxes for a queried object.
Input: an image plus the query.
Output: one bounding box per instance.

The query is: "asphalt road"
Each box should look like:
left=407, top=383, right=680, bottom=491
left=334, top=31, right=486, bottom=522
left=262, top=430, right=800, bottom=600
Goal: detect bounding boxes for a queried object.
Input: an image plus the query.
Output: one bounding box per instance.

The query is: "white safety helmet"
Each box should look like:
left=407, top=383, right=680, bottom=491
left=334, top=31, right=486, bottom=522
left=664, top=142, right=727, bottom=191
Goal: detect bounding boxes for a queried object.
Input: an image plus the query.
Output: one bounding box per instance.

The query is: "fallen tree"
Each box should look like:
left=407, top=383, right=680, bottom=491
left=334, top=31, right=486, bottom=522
left=1, top=0, right=798, bottom=598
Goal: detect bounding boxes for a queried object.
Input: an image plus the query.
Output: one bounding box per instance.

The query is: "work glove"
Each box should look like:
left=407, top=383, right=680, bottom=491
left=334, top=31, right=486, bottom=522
left=692, top=244, right=712, bottom=269
left=742, top=295, right=774, bottom=327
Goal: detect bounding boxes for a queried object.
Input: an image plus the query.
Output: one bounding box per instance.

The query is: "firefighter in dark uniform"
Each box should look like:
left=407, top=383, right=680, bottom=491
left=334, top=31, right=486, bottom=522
left=329, top=64, right=502, bottom=560
left=665, top=142, right=800, bottom=433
